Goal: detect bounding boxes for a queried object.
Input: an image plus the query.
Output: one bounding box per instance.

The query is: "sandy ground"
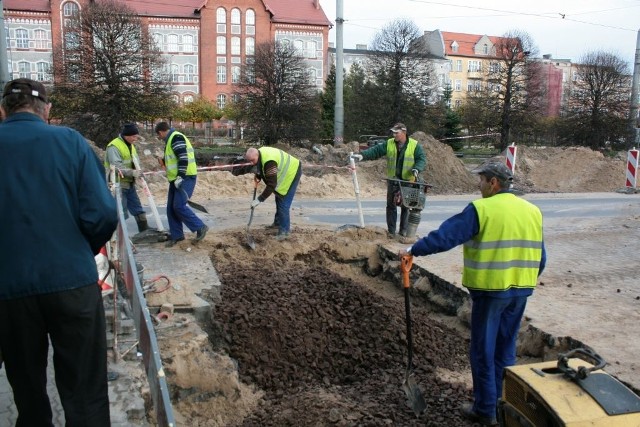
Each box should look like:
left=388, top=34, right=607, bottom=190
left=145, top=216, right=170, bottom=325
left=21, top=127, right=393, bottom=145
left=103, top=137, right=638, bottom=425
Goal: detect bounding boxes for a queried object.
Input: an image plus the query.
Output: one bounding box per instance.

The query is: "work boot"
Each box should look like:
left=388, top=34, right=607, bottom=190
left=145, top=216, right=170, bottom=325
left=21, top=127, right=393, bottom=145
left=135, top=214, right=149, bottom=232
left=165, top=237, right=185, bottom=248
left=275, top=231, right=290, bottom=241
left=460, top=403, right=497, bottom=426
left=193, top=225, right=208, bottom=242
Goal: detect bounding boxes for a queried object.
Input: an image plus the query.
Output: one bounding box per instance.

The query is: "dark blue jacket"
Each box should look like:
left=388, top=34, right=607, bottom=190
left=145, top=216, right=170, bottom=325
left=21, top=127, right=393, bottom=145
left=0, top=112, right=118, bottom=300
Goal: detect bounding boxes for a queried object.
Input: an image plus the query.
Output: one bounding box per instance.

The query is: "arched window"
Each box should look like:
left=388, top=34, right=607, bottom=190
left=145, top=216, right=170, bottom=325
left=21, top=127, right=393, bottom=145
left=245, top=37, right=255, bottom=56
left=231, top=66, right=241, bottom=84
left=216, top=7, right=226, bottom=23
left=184, top=94, right=194, bottom=103
left=167, top=34, right=178, bottom=52
left=18, top=61, right=30, bottom=78
left=184, top=64, right=195, bottom=83
left=34, top=29, right=47, bottom=49
left=183, top=34, right=194, bottom=53
left=246, top=9, right=255, bottom=25
left=483, top=43, right=488, bottom=54
left=36, top=62, right=50, bottom=81
left=170, top=64, right=179, bottom=83
left=231, top=36, right=240, bottom=55
left=217, top=65, right=226, bottom=83
left=217, top=94, right=227, bottom=109
left=231, top=8, right=241, bottom=24
left=245, top=9, right=255, bottom=35
left=217, top=36, right=226, bottom=54
left=62, top=1, right=79, bottom=17
left=15, top=29, right=29, bottom=49
left=152, top=33, right=163, bottom=49
left=305, top=40, right=317, bottom=58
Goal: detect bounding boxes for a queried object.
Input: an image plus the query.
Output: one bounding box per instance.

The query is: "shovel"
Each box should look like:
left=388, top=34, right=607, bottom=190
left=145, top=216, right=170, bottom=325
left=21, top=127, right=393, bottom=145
left=400, top=254, right=428, bottom=417
left=177, top=186, right=208, bottom=213
left=246, top=180, right=258, bottom=250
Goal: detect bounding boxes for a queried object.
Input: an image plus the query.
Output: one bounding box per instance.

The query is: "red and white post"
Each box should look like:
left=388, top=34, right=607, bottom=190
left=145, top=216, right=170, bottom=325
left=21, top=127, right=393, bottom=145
left=506, top=143, right=517, bottom=175
left=626, top=148, right=639, bottom=189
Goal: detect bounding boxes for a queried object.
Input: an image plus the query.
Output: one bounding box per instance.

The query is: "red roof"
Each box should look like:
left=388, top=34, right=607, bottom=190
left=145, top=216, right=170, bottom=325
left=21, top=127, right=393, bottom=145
left=441, top=31, right=503, bottom=57
left=262, top=0, right=331, bottom=26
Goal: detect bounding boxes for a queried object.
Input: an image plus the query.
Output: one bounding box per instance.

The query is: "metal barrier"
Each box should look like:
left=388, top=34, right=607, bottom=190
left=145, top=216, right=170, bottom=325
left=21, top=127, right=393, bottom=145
left=113, top=184, right=177, bottom=426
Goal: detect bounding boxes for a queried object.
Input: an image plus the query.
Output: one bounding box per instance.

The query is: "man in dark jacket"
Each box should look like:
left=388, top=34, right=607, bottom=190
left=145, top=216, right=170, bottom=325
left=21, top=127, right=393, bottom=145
left=351, top=123, right=426, bottom=238
left=0, top=78, right=118, bottom=426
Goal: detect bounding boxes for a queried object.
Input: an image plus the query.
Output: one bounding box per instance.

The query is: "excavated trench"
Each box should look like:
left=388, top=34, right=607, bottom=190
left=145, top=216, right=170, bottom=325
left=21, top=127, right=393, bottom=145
left=195, top=228, right=485, bottom=426
left=153, top=227, right=563, bottom=426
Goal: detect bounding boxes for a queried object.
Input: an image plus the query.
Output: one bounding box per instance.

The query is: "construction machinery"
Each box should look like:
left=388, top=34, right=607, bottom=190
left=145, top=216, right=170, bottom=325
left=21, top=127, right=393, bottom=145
left=499, top=348, right=640, bottom=426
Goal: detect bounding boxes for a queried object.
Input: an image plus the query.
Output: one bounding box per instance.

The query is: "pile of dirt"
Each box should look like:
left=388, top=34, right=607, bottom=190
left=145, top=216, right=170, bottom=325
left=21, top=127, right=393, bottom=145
left=200, top=227, right=475, bottom=426
left=90, top=132, right=629, bottom=203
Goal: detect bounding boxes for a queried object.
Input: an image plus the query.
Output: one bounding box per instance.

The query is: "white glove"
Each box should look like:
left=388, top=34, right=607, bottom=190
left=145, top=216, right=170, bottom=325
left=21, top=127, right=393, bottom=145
left=174, top=176, right=184, bottom=188
left=350, top=154, right=363, bottom=162
left=132, top=170, right=142, bottom=178
left=250, top=199, right=261, bottom=209
left=411, top=169, right=419, bottom=179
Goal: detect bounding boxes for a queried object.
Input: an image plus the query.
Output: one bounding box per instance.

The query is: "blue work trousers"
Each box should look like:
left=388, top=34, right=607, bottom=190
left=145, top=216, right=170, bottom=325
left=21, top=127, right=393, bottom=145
left=121, top=184, right=144, bottom=219
left=469, top=294, right=528, bottom=420
left=272, top=166, right=301, bottom=234
left=167, top=176, right=205, bottom=240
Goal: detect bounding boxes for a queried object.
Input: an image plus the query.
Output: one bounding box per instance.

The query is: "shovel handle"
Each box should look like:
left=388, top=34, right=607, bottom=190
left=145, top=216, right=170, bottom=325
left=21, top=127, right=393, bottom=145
left=401, top=255, right=413, bottom=289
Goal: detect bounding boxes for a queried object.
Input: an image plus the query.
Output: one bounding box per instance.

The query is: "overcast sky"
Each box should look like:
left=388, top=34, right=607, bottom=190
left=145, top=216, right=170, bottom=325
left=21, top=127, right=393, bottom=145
left=319, top=0, right=639, bottom=68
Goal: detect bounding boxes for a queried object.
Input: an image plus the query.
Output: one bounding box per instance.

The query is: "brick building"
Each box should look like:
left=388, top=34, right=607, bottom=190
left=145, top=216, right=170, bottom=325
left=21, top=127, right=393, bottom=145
left=2, top=0, right=331, bottom=107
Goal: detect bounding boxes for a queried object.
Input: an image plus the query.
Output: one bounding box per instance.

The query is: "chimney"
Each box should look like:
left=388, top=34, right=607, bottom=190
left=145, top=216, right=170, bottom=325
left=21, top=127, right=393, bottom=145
left=314, top=0, right=320, bottom=9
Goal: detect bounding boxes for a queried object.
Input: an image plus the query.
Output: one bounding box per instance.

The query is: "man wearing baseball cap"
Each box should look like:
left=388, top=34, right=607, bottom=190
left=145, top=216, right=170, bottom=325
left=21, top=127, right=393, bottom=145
left=349, top=122, right=426, bottom=238
left=399, top=160, right=545, bottom=426
left=104, top=122, right=149, bottom=233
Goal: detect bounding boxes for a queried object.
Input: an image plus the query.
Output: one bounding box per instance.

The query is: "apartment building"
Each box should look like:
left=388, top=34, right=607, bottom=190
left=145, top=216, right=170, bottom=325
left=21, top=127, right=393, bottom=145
left=2, top=0, right=331, bottom=108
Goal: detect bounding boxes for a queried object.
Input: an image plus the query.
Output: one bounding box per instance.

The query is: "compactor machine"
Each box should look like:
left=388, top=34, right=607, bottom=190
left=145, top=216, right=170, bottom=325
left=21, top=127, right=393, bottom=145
left=499, top=348, right=640, bottom=426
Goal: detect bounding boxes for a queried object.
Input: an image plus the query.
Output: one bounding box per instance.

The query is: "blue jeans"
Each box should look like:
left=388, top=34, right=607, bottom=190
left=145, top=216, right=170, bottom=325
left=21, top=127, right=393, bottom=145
left=167, top=176, right=205, bottom=240
left=272, top=166, right=301, bottom=234
left=469, top=294, right=528, bottom=420
left=121, top=184, right=144, bottom=219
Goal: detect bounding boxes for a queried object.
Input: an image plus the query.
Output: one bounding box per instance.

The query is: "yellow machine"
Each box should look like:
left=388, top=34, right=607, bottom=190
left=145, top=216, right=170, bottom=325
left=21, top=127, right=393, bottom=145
left=499, top=348, right=640, bottom=426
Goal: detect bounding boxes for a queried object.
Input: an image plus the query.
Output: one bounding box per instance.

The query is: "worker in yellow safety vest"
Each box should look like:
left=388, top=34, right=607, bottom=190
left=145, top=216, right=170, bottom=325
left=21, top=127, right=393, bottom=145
left=399, top=161, right=545, bottom=426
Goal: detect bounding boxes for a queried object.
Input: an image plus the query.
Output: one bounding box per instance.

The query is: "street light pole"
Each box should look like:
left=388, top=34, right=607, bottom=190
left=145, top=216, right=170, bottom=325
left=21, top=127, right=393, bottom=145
left=333, top=0, right=344, bottom=146
left=0, top=0, right=11, bottom=88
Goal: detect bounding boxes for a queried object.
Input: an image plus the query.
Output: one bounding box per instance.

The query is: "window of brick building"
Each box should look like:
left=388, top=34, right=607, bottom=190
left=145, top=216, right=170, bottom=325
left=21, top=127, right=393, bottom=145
left=183, top=34, right=194, bottom=53
left=231, top=36, right=240, bottom=55
left=217, top=7, right=226, bottom=33
left=184, top=64, right=195, bottom=83
left=15, top=29, right=29, bottom=49
left=231, top=8, right=241, bottom=34
left=217, top=65, right=226, bottom=83
left=217, top=94, right=226, bottom=109
left=34, top=29, right=47, bottom=49
left=246, top=37, right=254, bottom=55
left=217, top=36, right=226, bottom=54
left=18, top=61, right=30, bottom=78
left=246, top=9, right=255, bottom=35
left=167, top=34, right=178, bottom=52
left=231, top=65, right=240, bottom=83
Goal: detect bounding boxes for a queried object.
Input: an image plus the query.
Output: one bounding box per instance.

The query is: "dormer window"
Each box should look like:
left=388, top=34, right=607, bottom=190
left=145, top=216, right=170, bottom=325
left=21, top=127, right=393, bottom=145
left=451, top=41, right=459, bottom=53
left=483, top=44, right=488, bottom=54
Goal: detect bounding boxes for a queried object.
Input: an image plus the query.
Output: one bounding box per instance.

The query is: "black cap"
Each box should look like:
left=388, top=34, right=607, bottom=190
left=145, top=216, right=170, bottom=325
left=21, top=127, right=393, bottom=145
left=2, top=78, right=47, bottom=103
left=472, top=161, right=513, bottom=181
left=121, top=123, right=139, bottom=136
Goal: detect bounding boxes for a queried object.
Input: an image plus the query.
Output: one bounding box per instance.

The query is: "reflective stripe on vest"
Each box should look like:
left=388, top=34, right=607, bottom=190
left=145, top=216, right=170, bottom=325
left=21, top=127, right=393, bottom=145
left=104, top=137, right=137, bottom=183
left=164, top=131, right=197, bottom=181
left=462, top=193, right=543, bottom=291
left=386, top=138, right=417, bottom=180
left=259, top=147, right=300, bottom=195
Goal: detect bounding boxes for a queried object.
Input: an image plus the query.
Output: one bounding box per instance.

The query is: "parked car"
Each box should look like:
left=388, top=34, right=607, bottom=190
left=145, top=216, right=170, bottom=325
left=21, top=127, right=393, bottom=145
left=358, top=135, right=388, bottom=151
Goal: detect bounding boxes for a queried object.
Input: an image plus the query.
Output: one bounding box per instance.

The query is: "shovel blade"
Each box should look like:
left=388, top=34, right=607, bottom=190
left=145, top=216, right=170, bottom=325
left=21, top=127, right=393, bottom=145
left=402, top=373, right=427, bottom=417
left=246, top=234, right=256, bottom=250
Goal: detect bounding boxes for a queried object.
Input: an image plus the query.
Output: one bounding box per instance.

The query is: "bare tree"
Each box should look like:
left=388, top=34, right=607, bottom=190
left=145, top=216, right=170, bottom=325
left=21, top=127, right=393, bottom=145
left=489, top=30, right=545, bottom=150
left=235, top=41, right=320, bottom=145
left=560, top=51, right=630, bottom=149
left=51, top=0, right=172, bottom=146
left=367, top=19, right=437, bottom=131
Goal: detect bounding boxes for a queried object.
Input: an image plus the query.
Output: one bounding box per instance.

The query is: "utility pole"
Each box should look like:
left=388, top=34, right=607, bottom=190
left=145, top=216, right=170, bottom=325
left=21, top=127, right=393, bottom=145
left=0, top=0, right=10, bottom=88
left=333, top=0, right=344, bottom=146
left=629, top=29, right=640, bottom=147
